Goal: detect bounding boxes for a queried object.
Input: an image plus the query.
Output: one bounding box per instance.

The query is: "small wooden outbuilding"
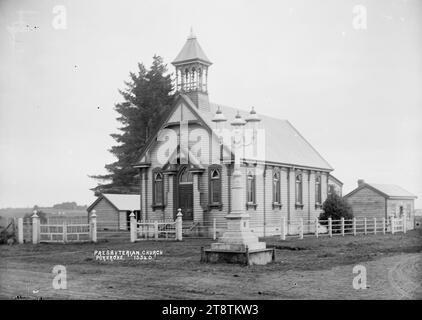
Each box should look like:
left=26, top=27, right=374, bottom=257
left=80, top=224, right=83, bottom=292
left=344, top=180, right=417, bottom=229
left=87, top=194, right=140, bottom=230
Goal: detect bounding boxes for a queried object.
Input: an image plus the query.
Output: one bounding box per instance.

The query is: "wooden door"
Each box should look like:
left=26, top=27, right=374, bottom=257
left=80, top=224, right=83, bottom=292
left=178, top=184, right=193, bottom=221
left=177, top=167, right=194, bottom=221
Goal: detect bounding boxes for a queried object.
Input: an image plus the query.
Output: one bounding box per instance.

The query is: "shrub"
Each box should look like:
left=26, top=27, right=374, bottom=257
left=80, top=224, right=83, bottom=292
left=320, top=193, right=353, bottom=221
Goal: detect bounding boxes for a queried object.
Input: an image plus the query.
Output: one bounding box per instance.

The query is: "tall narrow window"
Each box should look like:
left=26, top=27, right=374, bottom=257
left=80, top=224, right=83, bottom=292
left=315, top=175, right=322, bottom=205
left=209, top=167, right=221, bottom=207
left=153, top=172, right=164, bottom=207
left=273, top=171, right=281, bottom=206
left=247, top=171, right=256, bottom=206
left=295, top=173, right=303, bottom=206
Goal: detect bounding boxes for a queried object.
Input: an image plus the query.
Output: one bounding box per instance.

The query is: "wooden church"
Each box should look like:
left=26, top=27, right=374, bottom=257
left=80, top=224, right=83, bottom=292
left=131, top=30, right=342, bottom=236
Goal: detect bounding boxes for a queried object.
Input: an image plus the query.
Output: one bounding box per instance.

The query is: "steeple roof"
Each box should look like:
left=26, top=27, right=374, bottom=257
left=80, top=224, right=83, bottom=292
left=172, top=29, right=212, bottom=66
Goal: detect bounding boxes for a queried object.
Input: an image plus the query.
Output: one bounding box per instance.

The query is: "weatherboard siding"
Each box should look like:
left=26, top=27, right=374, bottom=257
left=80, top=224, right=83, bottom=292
left=90, top=198, right=119, bottom=230
left=386, top=199, right=414, bottom=220
left=345, top=187, right=386, bottom=219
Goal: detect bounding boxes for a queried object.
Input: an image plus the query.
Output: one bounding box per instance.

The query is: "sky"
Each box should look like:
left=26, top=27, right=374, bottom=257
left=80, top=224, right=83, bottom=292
left=0, top=0, right=421, bottom=208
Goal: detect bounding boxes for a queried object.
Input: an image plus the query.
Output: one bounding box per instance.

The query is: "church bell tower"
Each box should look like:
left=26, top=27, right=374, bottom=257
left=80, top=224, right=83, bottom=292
left=172, top=28, right=212, bottom=112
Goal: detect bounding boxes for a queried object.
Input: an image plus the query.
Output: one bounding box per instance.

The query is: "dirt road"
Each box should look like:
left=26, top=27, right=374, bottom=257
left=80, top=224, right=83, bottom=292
left=1, top=231, right=421, bottom=299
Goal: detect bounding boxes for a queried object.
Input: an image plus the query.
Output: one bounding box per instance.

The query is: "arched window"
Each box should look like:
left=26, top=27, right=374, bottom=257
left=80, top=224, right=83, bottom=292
left=295, top=173, right=303, bottom=205
left=247, top=171, right=256, bottom=205
left=179, top=167, right=193, bottom=184
left=153, top=171, right=164, bottom=208
left=209, top=167, right=222, bottom=207
left=273, top=171, right=281, bottom=205
left=315, top=175, right=322, bottom=205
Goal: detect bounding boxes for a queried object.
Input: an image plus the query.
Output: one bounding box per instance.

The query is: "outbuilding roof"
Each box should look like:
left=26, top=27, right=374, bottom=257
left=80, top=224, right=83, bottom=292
left=344, top=183, right=417, bottom=200
left=87, top=194, right=140, bottom=212
left=366, top=184, right=417, bottom=199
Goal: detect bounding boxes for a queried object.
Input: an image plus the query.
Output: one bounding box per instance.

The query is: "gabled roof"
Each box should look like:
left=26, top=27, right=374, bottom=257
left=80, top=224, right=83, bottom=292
left=87, top=193, right=140, bottom=212
left=200, top=102, right=333, bottom=171
left=367, top=184, right=417, bottom=199
left=135, top=94, right=333, bottom=171
left=172, top=31, right=212, bottom=66
left=344, top=183, right=417, bottom=200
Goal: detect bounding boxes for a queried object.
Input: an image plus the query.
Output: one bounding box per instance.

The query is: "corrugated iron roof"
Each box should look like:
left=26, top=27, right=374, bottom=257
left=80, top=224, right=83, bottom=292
left=366, top=183, right=417, bottom=199
left=195, top=100, right=333, bottom=171
left=172, top=32, right=212, bottom=66
left=102, top=194, right=140, bottom=211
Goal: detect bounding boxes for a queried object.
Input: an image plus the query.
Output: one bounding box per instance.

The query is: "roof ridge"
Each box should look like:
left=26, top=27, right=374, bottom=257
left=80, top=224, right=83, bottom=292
left=209, top=102, right=288, bottom=122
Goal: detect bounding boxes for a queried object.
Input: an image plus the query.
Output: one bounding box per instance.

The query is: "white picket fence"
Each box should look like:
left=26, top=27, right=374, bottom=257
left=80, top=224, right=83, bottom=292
left=39, top=223, right=90, bottom=243
left=135, top=220, right=177, bottom=240
left=280, top=216, right=411, bottom=240
left=131, top=209, right=183, bottom=242
left=17, top=212, right=97, bottom=244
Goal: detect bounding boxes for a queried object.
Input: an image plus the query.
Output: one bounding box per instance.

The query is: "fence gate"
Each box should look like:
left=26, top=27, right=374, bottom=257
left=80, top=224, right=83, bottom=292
left=39, top=217, right=90, bottom=243
left=136, top=220, right=177, bottom=240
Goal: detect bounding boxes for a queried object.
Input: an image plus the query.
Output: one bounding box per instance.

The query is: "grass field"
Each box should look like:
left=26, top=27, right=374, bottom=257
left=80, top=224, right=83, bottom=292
left=0, top=230, right=421, bottom=299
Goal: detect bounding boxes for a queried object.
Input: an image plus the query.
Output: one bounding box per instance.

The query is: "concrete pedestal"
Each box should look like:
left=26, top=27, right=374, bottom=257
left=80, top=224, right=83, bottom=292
left=200, top=208, right=274, bottom=265
left=201, top=246, right=275, bottom=266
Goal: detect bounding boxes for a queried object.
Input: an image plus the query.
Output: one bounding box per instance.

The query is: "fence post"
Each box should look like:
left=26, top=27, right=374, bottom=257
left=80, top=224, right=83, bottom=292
left=90, top=211, right=97, bottom=243
left=341, top=217, right=345, bottom=237
left=403, top=216, right=406, bottom=233
left=382, top=217, right=386, bottom=235
left=315, top=218, right=319, bottom=238
left=280, top=217, right=286, bottom=240
left=213, top=218, right=217, bottom=240
left=328, top=218, right=332, bottom=238
left=176, top=208, right=183, bottom=241
left=32, top=211, right=39, bottom=244
left=154, top=221, right=159, bottom=239
left=353, top=217, right=356, bottom=236
left=299, top=218, right=303, bottom=239
left=364, top=217, right=367, bottom=235
left=391, top=217, right=395, bottom=235
left=130, top=212, right=137, bottom=242
left=18, top=217, right=24, bottom=244
left=373, top=217, right=377, bottom=235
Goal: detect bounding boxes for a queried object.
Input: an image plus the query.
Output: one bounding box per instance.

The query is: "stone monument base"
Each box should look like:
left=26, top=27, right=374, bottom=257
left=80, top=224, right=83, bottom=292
left=200, top=246, right=275, bottom=266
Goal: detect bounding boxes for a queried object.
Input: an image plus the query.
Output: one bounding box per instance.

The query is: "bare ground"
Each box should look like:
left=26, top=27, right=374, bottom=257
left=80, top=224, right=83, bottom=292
left=0, top=230, right=421, bottom=300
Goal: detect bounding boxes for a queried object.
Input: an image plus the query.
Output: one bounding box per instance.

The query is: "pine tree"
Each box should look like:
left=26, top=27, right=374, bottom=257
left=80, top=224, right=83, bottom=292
left=91, top=55, right=174, bottom=194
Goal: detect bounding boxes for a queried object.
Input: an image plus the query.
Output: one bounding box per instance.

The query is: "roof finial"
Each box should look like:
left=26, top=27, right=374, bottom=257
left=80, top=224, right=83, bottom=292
left=246, top=106, right=261, bottom=123
left=188, top=27, right=196, bottom=40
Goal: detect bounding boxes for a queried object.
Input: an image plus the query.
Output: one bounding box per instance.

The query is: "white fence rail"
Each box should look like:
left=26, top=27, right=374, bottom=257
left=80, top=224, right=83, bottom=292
left=182, top=219, right=220, bottom=239
left=39, top=223, right=90, bottom=243
left=280, top=216, right=410, bottom=240
left=18, top=212, right=97, bottom=244
left=131, top=209, right=183, bottom=242
left=136, top=220, right=177, bottom=240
